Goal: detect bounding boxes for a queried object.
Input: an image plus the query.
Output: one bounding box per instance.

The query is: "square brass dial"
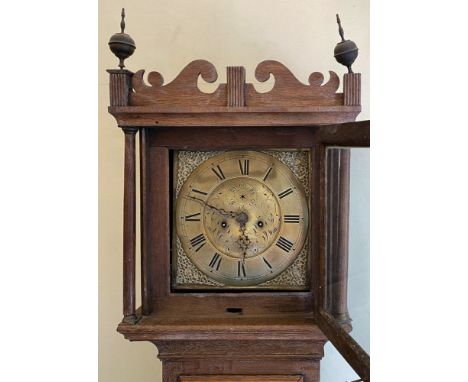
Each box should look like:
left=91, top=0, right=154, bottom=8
left=171, top=149, right=311, bottom=291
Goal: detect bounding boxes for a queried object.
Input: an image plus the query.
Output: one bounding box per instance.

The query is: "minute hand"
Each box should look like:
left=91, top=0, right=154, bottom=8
left=188, top=196, right=237, bottom=218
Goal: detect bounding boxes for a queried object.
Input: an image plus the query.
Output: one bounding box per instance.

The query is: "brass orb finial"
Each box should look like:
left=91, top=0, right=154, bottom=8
left=333, top=14, right=359, bottom=73
left=108, top=8, right=136, bottom=70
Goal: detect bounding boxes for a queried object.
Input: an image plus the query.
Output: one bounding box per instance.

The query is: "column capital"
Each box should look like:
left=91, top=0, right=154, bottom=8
left=122, top=127, right=139, bottom=135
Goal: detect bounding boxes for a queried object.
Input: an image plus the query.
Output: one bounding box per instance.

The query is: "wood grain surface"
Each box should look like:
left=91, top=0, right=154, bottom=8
left=108, top=59, right=369, bottom=381
left=130, top=60, right=227, bottom=107
left=108, top=61, right=362, bottom=126
left=326, top=149, right=352, bottom=329
left=122, top=127, right=138, bottom=323
left=180, top=376, right=303, bottom=382
left=108, top=106, right=361, bottom=127
left=246, top=61, right=342, bottom=107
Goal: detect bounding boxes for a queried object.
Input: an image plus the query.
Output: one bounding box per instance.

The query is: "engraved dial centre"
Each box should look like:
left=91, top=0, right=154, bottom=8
left=203, top=177, right=280, bottom=259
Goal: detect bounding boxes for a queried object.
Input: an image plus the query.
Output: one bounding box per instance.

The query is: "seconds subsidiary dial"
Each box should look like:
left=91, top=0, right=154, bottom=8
left=176, top=151, right=308, bottom=286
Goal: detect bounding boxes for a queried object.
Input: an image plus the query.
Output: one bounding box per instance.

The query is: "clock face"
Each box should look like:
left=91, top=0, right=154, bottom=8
left=175, top=151, right=309, bottom=286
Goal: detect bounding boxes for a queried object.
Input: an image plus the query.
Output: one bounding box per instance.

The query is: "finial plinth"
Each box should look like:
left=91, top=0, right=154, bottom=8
left=333, top=14, right=359, bottom=74
left=108, top=8, right=136, bottom=70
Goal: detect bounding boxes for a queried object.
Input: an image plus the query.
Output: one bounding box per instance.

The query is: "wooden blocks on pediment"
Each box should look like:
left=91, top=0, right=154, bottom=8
left=227, top=66, right=246, bottom=107
left=343, top=73, right=361, bottom=106
left=108, top=60, right=361, bottom=110
left=107, top=69, right=133, bottom=106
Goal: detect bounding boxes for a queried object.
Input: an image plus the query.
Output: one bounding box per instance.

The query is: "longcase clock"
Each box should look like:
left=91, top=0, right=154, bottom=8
left=107, top=9, right=370, bottom=382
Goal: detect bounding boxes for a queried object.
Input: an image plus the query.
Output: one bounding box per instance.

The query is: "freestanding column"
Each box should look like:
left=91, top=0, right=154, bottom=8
left=122, top=127, right=138, bottom=324
left=107, top=65, right=136, bottom=323
left=326, top=148, right=352, bottom=330
left=324, top=71, right=361, bottom=329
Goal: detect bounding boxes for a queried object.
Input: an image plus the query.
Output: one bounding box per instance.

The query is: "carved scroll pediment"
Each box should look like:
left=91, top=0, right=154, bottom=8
left=127, top=60, right=354, bottom=108
left=246, top=60, right=342, bottom=107
left=130, top=60, right=227, bottom=107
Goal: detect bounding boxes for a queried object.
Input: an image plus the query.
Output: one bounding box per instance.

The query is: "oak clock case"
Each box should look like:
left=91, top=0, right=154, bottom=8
left=107, top=9, right=370, bottom=382
left=173, top=150, right=310, bottom=289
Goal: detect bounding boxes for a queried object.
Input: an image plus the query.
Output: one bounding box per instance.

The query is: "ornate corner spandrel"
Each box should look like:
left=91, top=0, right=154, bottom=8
left=246, top=60, right=342, bottom=107
left=129, top=59, right=227, bottom=107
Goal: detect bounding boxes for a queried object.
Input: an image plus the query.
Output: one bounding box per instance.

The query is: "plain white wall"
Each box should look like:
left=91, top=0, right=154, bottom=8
left=99, top=1, right=369, bottom=381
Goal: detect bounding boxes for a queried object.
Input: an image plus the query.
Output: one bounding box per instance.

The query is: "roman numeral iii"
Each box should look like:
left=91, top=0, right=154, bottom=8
left=211, top=165, right=226, bottom=180
left=284, top=214, right=300, bottom=223
left=276, top=236, right=294, bottom=252
left=189, top=233, right=206, bottom=252
left=238, top=159, right=249, bottom=175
